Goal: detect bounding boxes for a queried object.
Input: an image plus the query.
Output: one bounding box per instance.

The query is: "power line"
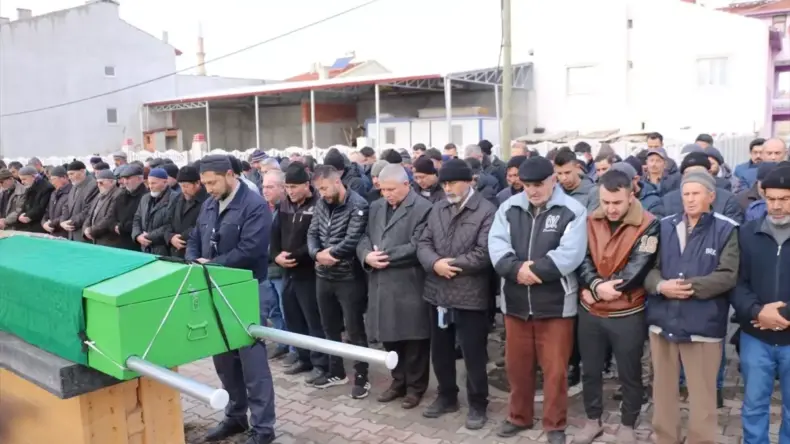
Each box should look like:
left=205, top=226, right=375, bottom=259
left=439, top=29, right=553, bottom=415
left=1, top=0, right=384, bottom=117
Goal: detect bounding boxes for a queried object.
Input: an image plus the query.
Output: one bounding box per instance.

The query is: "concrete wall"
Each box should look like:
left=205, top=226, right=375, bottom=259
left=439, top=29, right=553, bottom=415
left=173, top=74, right=268, bottom=97
left=0, top=1, right=178, bottom=158
left=524, top=0, right=770, bottom=134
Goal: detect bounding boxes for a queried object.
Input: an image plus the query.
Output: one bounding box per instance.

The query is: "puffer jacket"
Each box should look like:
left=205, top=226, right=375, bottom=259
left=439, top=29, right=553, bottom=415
left=637, top=180, right=664, bottom=217
left=341, top=163, right=372, bottom=196
left=307, top=189, right=369, bottom=281
left=417, top=190, right=496, bottom=311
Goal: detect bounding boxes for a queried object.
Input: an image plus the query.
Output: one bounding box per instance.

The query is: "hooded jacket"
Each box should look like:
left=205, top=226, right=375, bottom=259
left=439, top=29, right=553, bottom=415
left=564, top=175, right=598, bottom=212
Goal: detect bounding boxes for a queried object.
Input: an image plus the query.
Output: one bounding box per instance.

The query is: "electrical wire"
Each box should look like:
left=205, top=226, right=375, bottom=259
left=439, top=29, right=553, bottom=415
left=0, top=0, right=384, bottom=117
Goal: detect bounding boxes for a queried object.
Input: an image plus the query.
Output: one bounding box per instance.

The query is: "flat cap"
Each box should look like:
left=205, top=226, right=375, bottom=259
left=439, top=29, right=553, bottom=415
left=67, top=160, right=86, bottom=171
left=50, top=166, right=68, bottom=178
left=0, top=169, right=12, bottom=181
left=518, top=156, right=555, bottom=183
left=18, top=166, right=38, bottom=176
left=757, top=162, right=778, bottom=182
left=609, top=161, right=638, bottom=181
left=761, top=166, right=790, bottom=190
left=118, top=164, right=144, bottom=178
left=95, top=169, right=116, bottom=180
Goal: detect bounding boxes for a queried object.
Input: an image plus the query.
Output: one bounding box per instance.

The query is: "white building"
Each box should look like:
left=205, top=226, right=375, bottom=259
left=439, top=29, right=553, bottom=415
left=0, top=0, right=269, bottom=158
left=524, top=0, right=770, bottom=135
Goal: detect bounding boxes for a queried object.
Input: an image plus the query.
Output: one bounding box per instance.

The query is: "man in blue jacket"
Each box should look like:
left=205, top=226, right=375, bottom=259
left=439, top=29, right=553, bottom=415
left=732, top=166, right=790, bottom=444
left=644, top=171, right=739, bottom=444
left=186, top=154, right=276, bottom=444
left=733, top=138, right=765, bottom=191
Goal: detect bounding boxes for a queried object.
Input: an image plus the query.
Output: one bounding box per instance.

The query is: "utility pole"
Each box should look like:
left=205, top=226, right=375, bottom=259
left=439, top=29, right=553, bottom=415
left=500, top=0, right=513, bottom=159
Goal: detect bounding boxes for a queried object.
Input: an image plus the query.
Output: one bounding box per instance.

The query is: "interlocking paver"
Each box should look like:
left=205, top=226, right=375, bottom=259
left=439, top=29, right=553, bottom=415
left=179, top=335, right=771, bottom=444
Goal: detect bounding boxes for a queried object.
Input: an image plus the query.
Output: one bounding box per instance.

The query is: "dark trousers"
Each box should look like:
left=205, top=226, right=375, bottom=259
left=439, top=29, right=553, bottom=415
left=505, top=315, right=574, bottom=431
left=316, top=277, right=369, bottom=377
left=578, top=308, right=646, bottom=427
left=569, top=315, right=581, bottom=368
left=430, top=305, right=489, bottom=410
left=212, top=284, right=276, bottom=436
left=281, top=272, right=328, bottom=371
left=383, top=339, right=431, bottom=396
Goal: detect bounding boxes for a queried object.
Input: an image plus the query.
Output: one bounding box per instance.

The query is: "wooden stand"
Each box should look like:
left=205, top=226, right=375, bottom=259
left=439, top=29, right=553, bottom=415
left=0, top=368, right=186, bottom=444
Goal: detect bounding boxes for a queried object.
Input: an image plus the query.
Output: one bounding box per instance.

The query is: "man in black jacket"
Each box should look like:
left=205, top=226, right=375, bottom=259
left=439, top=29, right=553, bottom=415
left=132, top=168, right=176, bottom=256
left=165, top=166, right=208, bottom=258
left=114, top=165, right=147, bottom=251
left=15, top=166, right=54, bottom=232
left=306, top=165, right=371, bottom=398
left=271, top=162, right=329, bottom=382
left=42, top=166, right=72, bottom=237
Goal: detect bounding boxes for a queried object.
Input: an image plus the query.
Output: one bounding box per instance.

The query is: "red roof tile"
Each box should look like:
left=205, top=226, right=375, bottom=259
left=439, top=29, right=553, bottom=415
left=721, top=0, right=790, bottom=15
left=285, top=62, right=361, bottom=82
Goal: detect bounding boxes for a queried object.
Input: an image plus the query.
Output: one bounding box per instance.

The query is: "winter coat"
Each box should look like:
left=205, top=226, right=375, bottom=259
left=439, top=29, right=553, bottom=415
left=417, top=190, right=496, bottom=311
left=271, top=189, right=319, bottom=278
left=114, top=183, right=146, bottom=251
left=83, top=187, right=123, bottom=247
left=565, top=175, right=598, bottom=212
left=61, top=177, right=99, bottom=242
left=412, top=182, right=445, bottom=204
left=164, top=188, right=208, bottom=258
left=43, top=183, right=71, bottom=237
left=341, top=163, right=372, bottom=196
left=14, top=178, right=53, bottom=232
left=357, top=190, right=433, bottom=342
left=132, top=189, right=176, bottom=256
left=307, top=189, right=369, bottom=281
left=1, top=182, right=26, bottom=227
left=661, top=187, right=743, bottom=223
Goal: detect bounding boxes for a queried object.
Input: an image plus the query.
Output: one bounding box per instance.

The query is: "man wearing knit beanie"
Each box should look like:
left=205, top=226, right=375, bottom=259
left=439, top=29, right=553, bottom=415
left=412, top=156, right=444, bottom=203
left=418, top=157, right=497, bottom=430
left=660, top=154, right=743, bottom=223
left=644, top=164, right=740, bottom=444
left=166, top=166, right=208, bottom=258
left=162, top=162, right=181, bottom=193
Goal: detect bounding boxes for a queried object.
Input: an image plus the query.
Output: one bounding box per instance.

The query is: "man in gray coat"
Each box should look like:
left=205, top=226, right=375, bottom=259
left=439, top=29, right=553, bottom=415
left=83, top=169, right=123, bottom=247
left=59, top=160, right=99, bottom=242
left=357, top=165, right=433, bottom=410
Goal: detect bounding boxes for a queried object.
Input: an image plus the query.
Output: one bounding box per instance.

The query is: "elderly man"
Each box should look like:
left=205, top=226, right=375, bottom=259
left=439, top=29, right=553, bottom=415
left=365, top=160, right=389, bottom=203
left=11, top=166, right=54, bottom=232
left=574, top=170, right=659, bottom=444
left=112, top=151, right=129, bottom=171
left=82, top=169, right=123, bottom=247
left=417, top=159, right=497, bottom=430
left=662, top=152, right=743, bottom=223
left=272, top=162, right=328, bottom=377
left=114, top=165, right=147, bottom=251
left=164, top=165, right=208, bottom=258
left=60, top=161, right=99, bottom=242
left=763, top=138, right=788, bottom=163
left=644, top=171, right=739, bottom=444
left=488, top=156, right=587, bottom=443
left=186, top=155, right=275, bottom=444
left=42, top=166, right=72, bottom=237
left=248, top=149, right=267, bottom=189
left=132, top=167, right=176, bottom=255
left=464, top=144, right=501, bottom=193
left=412, top=157, right=445, bottom=204
left=733, top=166, right=790, bottom=444
left=261, top=169, right=291, bottom=360
left=357, top=164, right=433, bottom=409
left=307, top=165, right=371, bottom=397
left=0, top=168, right=26, bottom=230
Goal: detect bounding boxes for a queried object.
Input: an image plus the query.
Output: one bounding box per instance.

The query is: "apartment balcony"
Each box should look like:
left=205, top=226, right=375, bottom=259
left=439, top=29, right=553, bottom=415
left=773, top=97, right=790, bottom=115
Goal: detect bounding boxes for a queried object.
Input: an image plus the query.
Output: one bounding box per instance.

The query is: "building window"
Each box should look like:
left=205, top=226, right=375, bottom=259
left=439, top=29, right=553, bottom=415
left=777, top=71, right=790, bottom=98
left=696, top=57, right=728, bottom=88
left=566, top=66, right=597, bottom=95
left=774, top=120, right=790, bottom=141
left=104, top=66, right=116, bottom=77
left=384, top=128, right=396, bottom=144
left=106, top=108, right=118, bottom=124
left=451, top=124, right=463, bottom=146
left=773, top=14, right=787, bottom=32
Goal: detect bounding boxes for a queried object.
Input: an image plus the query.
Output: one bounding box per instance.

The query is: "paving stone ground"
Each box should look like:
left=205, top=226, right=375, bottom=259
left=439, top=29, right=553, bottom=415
left=179, top=332, right=781, bottom=444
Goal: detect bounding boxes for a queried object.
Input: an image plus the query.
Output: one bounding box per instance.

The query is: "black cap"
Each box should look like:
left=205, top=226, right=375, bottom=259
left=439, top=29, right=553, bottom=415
left=285, top=162, right=310, bottom=184
left=761, top=166, right=790, bottom=190
left=506, top=155, right=527, bottom=170
left=162, top=163, right=179, bottom=179
left=50, top=166, right=67, bottom=178
left=382, top=149, right=402, bottom=164
left=438, top=158, right=473, bottom=182
left=228, top=156, right=243, bottom=175
left=176, top=166, right=200, bottom=183
left=680, top=152, right=711, bottom=174
left=518, top=156, right=555, bottom=183
left=413, top=156, right=437, bottom=175
left=623, top=155, right=644, bottom=176
left=323, top=149, right=345, bottom=170
left=757, top=162, right=778, bottom=182
left=478, top=140, right=493, bottom=155
left=199, top=155, right=233, bottom=174
left=89, top=156, right=103, bottom=165
left=67, top=160, right=86, bottom=171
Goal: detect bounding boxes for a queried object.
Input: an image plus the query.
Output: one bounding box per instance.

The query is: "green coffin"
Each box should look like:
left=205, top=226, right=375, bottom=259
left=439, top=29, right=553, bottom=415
left=0, top=235, right=259, bottom=380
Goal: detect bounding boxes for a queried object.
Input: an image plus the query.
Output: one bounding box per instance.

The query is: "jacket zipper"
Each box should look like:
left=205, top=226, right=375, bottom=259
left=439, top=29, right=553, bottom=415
left=776, top=243, right=783, bottom=301
left=526, top=208, right=541, bottom=317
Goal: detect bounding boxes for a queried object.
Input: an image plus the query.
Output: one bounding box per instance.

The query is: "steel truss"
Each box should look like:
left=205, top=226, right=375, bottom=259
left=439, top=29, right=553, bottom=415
left=149, top=101, right=207, bottom=113
left=448, top=63, right=533, bottom=90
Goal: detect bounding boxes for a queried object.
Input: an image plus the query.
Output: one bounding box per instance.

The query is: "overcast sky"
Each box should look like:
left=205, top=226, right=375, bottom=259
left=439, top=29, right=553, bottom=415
left=0, top=0, right=509, bottom=80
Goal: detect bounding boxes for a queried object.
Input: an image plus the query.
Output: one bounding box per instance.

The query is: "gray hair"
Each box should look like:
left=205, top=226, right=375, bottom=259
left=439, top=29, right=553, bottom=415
left=263, top=169, right=285, bottom=185
left=378, top=164, right=409, bottom=183
left=261, top=157, right=280, bottom=169
left=464, top=144, right=482, bottom=158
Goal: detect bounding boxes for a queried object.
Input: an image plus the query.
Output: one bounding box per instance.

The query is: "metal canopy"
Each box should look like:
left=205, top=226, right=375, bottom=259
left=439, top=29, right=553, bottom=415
left=447, top=62, right=532, bottom=90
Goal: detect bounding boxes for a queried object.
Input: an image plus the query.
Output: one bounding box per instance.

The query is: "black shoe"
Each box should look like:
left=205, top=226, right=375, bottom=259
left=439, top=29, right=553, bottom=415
left=612, top=386, right=623, bottom=401
left=284, top=361, right=312, bottom=376
left=281, top=352, right=299, bottom=366
left=312, top=373, right=348, bottom=389
left=717, top=389, right=724, bottom=409
left=268, top=347, right=289, bottom=361
left=568, top=366, right=581, bottom=387
left=546, top=430, right=566, bottom=444
left=304, top=368, right=325, bottom=386
left=204, top=418, right=249, bottom=442
left=351, top=374, right=371, bottom=399
left=377, top=386, right=405, bottom=403
left=497, top=419, right=530, bottom=438
left=535, top=368, right=544, bottom=392
left=422, top=397, right=460, bottom=418
left=244, top=431, right=275, bottom=444
left=465, top=407, right=488, bottom=430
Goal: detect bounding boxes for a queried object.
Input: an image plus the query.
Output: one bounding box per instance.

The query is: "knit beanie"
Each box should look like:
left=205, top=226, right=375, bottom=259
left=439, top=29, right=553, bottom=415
left=413, top=157, right=437, bottom=175
left=438, top=158, right=473, bottom=182
left=682, top=171, right=716, bottom=193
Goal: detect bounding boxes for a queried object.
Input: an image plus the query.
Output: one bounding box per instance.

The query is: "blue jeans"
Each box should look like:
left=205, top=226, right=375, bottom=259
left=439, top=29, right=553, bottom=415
left=680, top=344, right=726, bottom=389
left=261, top=280, right=289, bottom=352
left=269, top=278, right=295, bottom=354
left=740, top=332, right=790, bottom=444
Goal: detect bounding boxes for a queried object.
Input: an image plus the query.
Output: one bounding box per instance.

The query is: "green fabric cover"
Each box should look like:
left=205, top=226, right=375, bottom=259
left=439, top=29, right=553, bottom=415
left=0, top=236, right=156, bottom=364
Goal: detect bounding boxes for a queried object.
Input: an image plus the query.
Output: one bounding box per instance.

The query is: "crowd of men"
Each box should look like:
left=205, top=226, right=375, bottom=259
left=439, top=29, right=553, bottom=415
left=0, top=132, right=788, bottom=444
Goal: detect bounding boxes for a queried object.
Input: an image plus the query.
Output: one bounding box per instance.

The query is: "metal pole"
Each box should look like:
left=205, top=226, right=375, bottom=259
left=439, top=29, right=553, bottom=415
left=310, top=90, right=317, bottom=153
left=494, top=85, right=501, bottom=153
left=247, top=325, right=398, bottom=370
left=125, top=356, right=229, bottom=410
left=138, top=106, right=145, bottom=151
left=374, top=84, right=381, bottom=150
left=444, top=76, right=453, bottom=145
left=205, top=102, right=211, bottom=152
left=254, top=96, right=261, bottom=149
left=501, top=0, right=513, bottom=159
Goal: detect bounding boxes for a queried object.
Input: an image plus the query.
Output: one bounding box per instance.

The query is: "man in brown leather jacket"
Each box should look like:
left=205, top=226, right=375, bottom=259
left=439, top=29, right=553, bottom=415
left=575, top=170, right=660, bottom=444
